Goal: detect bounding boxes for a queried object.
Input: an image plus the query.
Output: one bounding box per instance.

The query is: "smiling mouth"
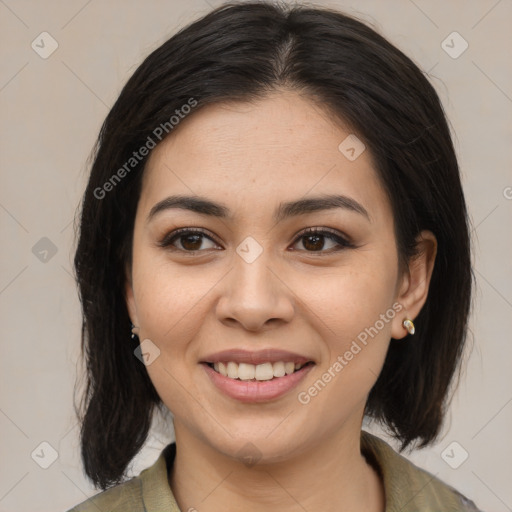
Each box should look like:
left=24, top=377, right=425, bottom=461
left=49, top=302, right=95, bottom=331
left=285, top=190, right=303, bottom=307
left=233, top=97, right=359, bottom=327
left=205, top=361, right=315, bottom=381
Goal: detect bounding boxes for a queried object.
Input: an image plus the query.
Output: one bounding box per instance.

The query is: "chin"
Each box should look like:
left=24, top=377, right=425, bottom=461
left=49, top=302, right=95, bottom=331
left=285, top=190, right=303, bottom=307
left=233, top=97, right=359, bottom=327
left=201, top=422, right=313, bottom=467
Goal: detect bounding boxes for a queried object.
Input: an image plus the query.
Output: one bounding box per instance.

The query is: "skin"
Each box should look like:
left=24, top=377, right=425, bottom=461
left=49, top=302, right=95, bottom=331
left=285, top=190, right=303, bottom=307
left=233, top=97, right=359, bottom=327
left=126, top=89, right=437, bottom=512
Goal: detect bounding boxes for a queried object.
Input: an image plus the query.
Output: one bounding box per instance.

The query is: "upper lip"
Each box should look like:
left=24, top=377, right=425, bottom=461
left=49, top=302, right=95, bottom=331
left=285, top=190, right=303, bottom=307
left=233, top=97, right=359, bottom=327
left=201, top=349, right=314, bottom=366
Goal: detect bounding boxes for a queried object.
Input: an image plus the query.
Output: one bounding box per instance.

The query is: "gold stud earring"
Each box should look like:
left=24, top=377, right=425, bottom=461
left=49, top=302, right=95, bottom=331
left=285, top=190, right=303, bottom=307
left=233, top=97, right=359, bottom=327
left=402, top=318, right=415, bottom=335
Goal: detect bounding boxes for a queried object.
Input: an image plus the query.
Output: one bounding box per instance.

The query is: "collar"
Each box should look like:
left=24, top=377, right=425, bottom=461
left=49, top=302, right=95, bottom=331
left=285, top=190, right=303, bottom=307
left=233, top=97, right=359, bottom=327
left=137, top=431, right=477, bottom=511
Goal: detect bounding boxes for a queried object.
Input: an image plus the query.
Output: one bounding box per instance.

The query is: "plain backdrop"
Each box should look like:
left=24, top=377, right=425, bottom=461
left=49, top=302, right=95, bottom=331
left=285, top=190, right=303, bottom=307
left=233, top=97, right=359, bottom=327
left=1, top=0, right=511, bottom=511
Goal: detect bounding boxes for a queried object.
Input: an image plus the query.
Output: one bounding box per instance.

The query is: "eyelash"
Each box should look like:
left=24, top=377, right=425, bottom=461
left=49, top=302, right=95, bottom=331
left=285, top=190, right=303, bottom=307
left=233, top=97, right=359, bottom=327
left=158, top=227, right=355, bottom=254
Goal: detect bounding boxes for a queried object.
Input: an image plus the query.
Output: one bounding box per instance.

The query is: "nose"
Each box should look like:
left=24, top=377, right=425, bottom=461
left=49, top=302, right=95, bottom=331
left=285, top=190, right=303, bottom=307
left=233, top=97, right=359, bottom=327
left=215, top=250, right=295, bottom=332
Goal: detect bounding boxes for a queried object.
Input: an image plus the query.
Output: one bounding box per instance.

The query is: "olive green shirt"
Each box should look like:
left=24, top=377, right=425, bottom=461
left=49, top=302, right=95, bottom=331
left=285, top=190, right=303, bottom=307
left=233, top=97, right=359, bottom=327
left=68, top=431, right=482, bottom=511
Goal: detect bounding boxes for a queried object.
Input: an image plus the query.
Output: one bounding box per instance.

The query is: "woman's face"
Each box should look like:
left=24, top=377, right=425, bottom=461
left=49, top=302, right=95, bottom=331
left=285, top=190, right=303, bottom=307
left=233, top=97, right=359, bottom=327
left=126, top=90, right=414, bottom=462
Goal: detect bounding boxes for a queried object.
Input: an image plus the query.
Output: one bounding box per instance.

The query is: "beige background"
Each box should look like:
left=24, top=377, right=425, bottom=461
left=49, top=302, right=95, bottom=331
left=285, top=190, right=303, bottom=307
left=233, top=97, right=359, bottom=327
left=1, top=0, right=511, bottom=510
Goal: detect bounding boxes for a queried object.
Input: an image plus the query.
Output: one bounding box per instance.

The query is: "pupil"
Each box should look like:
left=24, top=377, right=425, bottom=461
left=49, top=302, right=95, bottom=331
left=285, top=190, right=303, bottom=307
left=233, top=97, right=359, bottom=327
left=304, top=234, right=324, bottom=251
left=182, top=234, right=202, bottom=250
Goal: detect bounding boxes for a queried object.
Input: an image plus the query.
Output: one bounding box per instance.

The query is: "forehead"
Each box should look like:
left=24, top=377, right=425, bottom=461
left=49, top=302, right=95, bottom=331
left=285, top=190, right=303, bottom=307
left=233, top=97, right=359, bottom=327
left=139, top=90, right=391, bottom=222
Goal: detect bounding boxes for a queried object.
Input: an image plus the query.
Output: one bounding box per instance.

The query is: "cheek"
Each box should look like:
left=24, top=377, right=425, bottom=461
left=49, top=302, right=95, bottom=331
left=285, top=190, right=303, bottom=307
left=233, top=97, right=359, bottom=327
left=297, top=261, right=398, bottom=405
left=136, top=280, right=204, bottom=335
left=131, top=258, right=218, bottom=413
left=131, top=252, right=223, bottom=356
left=306, top=262, right=398, bottom=342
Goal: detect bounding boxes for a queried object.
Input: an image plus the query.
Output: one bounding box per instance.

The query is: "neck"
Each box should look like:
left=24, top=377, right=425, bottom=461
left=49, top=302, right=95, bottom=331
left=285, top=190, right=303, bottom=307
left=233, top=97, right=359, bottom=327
left=169, top=423, right=384, bottom=512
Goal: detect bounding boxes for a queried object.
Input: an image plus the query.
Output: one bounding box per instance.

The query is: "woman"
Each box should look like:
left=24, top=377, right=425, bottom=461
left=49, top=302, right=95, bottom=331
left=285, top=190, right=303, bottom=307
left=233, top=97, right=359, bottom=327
left=69, top=1, right=481, bottom=510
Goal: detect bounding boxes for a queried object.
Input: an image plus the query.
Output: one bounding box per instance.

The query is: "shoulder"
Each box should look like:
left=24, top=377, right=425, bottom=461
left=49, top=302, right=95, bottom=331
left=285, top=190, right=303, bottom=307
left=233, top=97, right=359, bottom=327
left=66, top=444, right=177, bottom=512
left=361, top=431, right=483, bottom=512
left=66, top=476, right=143, bottom=512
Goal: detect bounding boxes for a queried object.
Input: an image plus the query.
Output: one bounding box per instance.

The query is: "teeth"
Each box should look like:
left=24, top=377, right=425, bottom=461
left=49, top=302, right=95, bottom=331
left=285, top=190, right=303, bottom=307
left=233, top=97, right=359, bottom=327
left=272, top=361, right=285, bottom=378
left=285, top=362, right=295, bottom=375
left=238, top=363, right=255, bottom=381
left=211, top=361, right=307, bottom=380
left=227, top=361, right=238, bottom=379
left=255, top=363, right=274, bottom=381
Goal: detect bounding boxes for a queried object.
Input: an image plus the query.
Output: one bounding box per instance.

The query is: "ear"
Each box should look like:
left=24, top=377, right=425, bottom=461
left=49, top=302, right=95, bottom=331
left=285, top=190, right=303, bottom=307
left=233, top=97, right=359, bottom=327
left=125, top=262, right=139, bottom=328
left=391, top=230, right=437, bottom=339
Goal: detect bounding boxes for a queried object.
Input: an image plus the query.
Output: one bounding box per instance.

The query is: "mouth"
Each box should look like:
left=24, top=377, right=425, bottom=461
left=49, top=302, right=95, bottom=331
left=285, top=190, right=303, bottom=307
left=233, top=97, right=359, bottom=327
left=204, top=360, right=314, bottom=381
left=200, top=349, right=315, bottom=403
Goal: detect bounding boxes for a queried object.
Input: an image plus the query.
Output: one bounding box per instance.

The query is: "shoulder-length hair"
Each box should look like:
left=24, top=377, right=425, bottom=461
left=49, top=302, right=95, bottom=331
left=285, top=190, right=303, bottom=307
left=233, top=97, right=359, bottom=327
left=74, top=0, right=473, bottom=490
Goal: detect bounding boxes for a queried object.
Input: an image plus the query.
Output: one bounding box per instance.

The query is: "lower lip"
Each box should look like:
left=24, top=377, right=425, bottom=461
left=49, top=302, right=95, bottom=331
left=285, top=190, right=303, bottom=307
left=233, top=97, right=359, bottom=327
left=202, top=363, right=314, bottom=403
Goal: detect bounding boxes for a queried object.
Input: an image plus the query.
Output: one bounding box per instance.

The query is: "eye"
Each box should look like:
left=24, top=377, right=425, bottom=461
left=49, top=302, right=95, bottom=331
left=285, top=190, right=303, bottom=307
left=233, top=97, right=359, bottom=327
left=159, top=227, right=354, bottom=254
left=291, top=227, right=353, bottom=253
left=158, top=228, right=220, bottom=252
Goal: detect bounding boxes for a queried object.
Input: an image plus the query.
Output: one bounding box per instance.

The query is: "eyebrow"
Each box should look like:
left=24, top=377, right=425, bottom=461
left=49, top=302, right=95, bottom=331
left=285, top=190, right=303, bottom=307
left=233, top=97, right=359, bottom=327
left=147, top=194, right=370, bottom=223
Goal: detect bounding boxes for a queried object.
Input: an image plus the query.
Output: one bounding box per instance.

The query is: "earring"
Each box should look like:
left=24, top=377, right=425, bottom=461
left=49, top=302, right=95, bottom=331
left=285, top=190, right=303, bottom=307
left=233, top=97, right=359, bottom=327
left=402, top=318, right=415, bottom=335
left=131, top=323, right=140, bottom=340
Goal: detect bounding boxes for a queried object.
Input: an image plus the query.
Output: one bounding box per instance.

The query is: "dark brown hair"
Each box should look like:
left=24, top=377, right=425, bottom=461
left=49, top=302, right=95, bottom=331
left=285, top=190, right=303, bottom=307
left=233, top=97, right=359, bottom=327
left=74, top=0, right=473, bottom=489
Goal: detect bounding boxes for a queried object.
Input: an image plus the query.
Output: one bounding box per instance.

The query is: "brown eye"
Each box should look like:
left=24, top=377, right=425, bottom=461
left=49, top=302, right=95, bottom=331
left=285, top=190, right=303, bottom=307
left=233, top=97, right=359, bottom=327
left=159, top=229, right=219, bottom=252
left=292, top=228, right=353, bottom=253
left=179, top=233, right=204, bottom=251
left=302, top=233, right=325, bottom=251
